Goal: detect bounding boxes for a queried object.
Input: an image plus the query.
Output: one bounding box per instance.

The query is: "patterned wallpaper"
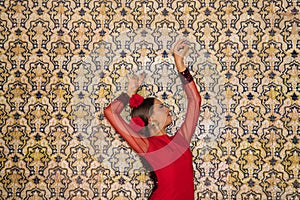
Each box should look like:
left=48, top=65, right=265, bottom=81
left=0, top=0, right=299, bottom=199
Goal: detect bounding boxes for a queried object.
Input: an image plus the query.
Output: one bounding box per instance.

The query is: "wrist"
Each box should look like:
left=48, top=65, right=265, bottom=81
left=174, top=56, right=184, bottom=63
left=116, top=92, right=130, bottom=104
left=127, top=91, right=135, bottom=97
left=126, top=87, right=137, bottom=97
left=174, top=58, right=186, bottom=72
left=179, top=68, right=193, bottom=83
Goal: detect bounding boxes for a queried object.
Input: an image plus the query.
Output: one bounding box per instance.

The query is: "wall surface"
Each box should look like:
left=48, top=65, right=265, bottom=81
left=0, top=0, right=299, bottom=199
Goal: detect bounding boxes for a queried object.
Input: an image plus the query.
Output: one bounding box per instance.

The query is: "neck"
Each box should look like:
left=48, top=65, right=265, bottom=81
left=150, top=127, right=166, bottom=136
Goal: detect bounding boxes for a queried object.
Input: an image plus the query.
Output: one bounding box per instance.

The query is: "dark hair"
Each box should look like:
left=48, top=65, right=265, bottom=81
left=131, top=97, right=158, bottom=196
left=130, top=97, right=155, bottom=137
left=140, top=157, right=158, bottom=197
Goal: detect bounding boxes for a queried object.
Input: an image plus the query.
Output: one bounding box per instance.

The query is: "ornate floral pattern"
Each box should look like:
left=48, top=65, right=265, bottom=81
left=0, top=0, right=299, bottom=199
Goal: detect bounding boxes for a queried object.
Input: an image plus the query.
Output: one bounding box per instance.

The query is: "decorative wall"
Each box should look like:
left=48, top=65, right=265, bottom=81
left=0, top=0, right=299, bottom=199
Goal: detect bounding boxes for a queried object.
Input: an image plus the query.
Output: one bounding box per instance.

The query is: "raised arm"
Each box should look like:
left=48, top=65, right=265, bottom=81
left=104, top=75, right=149, bottom=154
left=177, top=78, right=201, bottom=143
left=172, top=39, right=201, bottom=143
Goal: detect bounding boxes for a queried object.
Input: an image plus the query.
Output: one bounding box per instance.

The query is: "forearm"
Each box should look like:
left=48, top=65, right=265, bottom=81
left=104, top=93, right=149, bottom=153
left=184, top=81, right=201, bottom=105
left=174, top=57, right=186, bottom=72
left=104, top=93, right=130, bottom=115
left=174, top=52, right=198, bottom=100
left=178, top=70, right=201, bottom=142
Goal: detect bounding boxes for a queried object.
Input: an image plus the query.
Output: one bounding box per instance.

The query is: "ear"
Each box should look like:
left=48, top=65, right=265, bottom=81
left=148, top=116, right=154, bottom=124
left=149, top=119, right=160, bottom=129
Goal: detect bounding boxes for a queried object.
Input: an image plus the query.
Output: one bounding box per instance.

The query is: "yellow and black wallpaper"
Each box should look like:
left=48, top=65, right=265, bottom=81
left=0, top=0, right=299, bottom=199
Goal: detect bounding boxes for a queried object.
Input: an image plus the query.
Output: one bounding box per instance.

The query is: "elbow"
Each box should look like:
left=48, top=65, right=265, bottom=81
left=186, top=82, right=201, bottom=107
left=104, top=106, right=114, bottom=125
left=197, top=94, right=202, bottom=107
left=194, top=93, right=201, bottom=108
left=103, top=105, right=111, bottom=119
left=196, top=94, right=202, bottom=114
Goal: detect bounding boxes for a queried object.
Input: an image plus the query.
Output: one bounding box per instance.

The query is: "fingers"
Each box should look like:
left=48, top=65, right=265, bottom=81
left=126, top=73, right=145, bottom=85
left=140, top=73, right=145, bottom=81
left=182, top=44, right=189, bottom=53
left=171, top=39, right=190, bottom=59
left=173, top=39, right=189, bottom=53
left=175, top=38, right=187, bottom=48
left=176, top=38, right=186, bottom=46
left=138, top=75, right=145, bottom=86
left=170, top=38, right=189, bottom=56
left=126, top=73, right=131, bottom=80
left=126, top=73, right=137, bottom=80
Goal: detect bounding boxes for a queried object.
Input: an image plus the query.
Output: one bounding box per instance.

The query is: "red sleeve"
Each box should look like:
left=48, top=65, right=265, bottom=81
left=177, top=80, right=201, bottom=143
left=104, top=94, right=149, bottom=154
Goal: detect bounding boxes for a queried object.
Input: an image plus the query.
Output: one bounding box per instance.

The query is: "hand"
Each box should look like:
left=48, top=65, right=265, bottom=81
left=171, top=38, right=189, bottom=61
left=126, top=73, right=145, bottom=96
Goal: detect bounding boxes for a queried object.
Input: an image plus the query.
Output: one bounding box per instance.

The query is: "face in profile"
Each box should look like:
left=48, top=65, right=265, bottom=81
left=149, top=99, right=172, bottom=132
